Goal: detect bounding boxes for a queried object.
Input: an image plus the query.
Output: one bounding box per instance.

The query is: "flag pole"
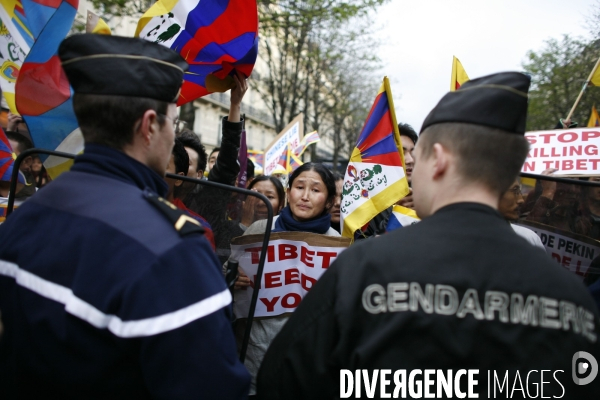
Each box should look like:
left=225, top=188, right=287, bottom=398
left=566, top=55, right=600, bottom=121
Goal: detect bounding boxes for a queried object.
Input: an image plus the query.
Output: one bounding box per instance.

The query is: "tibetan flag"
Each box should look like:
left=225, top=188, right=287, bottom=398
left=86, top=11, right=111, bottom=35
left=340, top=76, right=410, bottom=239
left=590, top=57, right=600, bottom=86
left=588, top=105, right=600, bottom=127
left=0, top=125, right=18, bottom=182
left=386, top=205, right=420, bottom=232
left=248, top=149, right=263, bottom=173
left=0, top=0, right=34, bottom=114
left=450, top=56, right=469, bottom=91
left=14, top=0, right=82, bottom=179
left=136, top=0, right=259, bottom=106
left=293, top=130, right=319, bottom=157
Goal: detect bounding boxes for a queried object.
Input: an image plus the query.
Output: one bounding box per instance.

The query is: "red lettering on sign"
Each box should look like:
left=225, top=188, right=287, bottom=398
left=316, top=251, right=338, bottom=269
left=539, top=133, right=556, bottom=144
left=557, top=132, right=577, bottom=143
left=523, top=161, right=535, bottom=172
left=563, top=160, right=574, bottom=170
left=583, top=131, right=600, bottom=141
left=301, top=274, right=317, bottom=290
left=265, top=271, right=282, bottom=288
left=577, top=159, right=587, bottom=170
left=525, top=135, right=537, bottom=145
left=285, top=268, right=300, bottom=285
left=279, top=244, right=298, bottom=260
left=260, top=296, right=280, bottom=312
left=281, top=293, right=301, bottom=308
left=301, top=246, right=315, bottom=267
left=245, top=247, right=262, bottom=264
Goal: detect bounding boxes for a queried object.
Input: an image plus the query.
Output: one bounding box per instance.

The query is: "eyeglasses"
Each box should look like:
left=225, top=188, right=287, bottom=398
left=159, top=114, right=180, bottom=133
left=508, top=186, right=522, bottom=197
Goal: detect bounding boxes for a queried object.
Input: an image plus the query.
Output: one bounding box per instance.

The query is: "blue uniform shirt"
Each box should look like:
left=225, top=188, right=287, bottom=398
left=0, top=144, right=250, bottom=399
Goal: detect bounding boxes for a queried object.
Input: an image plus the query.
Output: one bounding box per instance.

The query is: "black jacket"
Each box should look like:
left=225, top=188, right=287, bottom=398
left=257, top=203, right=600, bottom=399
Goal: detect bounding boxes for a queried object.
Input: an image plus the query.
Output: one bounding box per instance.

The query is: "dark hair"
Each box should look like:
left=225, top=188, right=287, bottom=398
left=73, top=93, right=169, bottom=149
left=288, top=162, right=336, bottom=214
left=332, top=171, right=344, bottom=182
left=398, top=123, right=418, bottom=145
left=209, top=147, right=220, bottom=157
left=172, top=138, right=189, bottom=175
left=177, top=129, right=207, bottom=172
left=249, top=175, right=285, bottom=206
left=6, top=131, right=33, bottom=153
left=419, top=123, right=529, bottom=195
left=247, top=158, right=255, bottom=180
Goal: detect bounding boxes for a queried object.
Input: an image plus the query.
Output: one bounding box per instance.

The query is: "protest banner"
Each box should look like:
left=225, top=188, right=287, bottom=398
left=522, top=128, right=600, bottom=176
left=230, top=231, right=350, bottom=318
left=263, top=114, right=303, bottom=176
left=516, top=220, right=600, bottom=278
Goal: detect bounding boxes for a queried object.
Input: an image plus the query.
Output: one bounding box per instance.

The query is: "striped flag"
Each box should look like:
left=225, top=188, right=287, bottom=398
left=13, top=0, right=81, bottom=179
left=0, top=125, right=22, bottom=183
left=135, top=0, right=259, bottom=106
left=293, top=131, right=319, bottom=157
left=588, top=105, right=600, bottom=127
left=340, top=76, right=410, bottom=239
left=386, top=205, right=420, bottom=232
left=450, top=56, right=469, bottom=91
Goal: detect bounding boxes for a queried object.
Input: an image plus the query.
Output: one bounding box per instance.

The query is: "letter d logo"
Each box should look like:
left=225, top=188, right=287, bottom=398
left=572, top=351, right=598, bottom=385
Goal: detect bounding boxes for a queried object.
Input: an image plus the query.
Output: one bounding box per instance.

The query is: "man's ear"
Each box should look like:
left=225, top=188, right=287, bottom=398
left=174, top=172, right=185, bottom=187
left=197, top=170, right=204, bottom=179
left=136, top=109, right=159, bottom=145
left=431, top=143, right=450, bottom=180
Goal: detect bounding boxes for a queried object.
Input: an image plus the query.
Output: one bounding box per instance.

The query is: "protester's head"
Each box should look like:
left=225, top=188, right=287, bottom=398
left=208, top=147, right=220, bottom=171
left=178, top=129, right=207, bottom=178
left=246, top=159, right=255, bottom=185
left=287, top=163, right=336, bottom=221
left=248, top=175, right=285, bottom=220
left=6, top=131, right=34, bottom=171
left=498, top=179, right=524, bottom=221
left=60, top=34, right=187, bottom=176
left=413, top=72, right=531, bottom=218
left=330, top=171, right=344, bottom=224
left=165, top=138, right=189, bottom=199
left=398, top=123, right=418, bottom=183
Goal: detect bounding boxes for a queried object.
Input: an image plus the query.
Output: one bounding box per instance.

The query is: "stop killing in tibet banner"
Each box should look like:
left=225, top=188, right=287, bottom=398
left=522, top=128, right=600, bottom=175
left=229, top=232, right=350, bottom=318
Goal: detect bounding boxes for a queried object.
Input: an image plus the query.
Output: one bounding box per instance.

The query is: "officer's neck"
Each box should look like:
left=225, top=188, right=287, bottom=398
left=428, top=184, right=499, bottom=216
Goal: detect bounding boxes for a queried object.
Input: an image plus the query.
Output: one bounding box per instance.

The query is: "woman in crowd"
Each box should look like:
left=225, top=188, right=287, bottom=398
left=31, top=155, right=50, bottom=188
left=233, top=162, right=339, bottom=397
left=239, top=175, right=285, bottom=231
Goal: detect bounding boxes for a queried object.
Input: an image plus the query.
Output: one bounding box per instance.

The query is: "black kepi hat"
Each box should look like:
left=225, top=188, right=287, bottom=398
left=59, top=34, right=188, bottom=103
left=420, top=72, right=531, bottom=135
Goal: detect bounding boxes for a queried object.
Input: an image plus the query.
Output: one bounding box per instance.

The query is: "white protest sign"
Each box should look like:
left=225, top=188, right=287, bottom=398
left=516, top=220, right=600, bottom=278
left=230, top=232, right=350, bottom=318
left=522, top=128, right=600, bottom=176
left=263, top=114, right=303, bottom=175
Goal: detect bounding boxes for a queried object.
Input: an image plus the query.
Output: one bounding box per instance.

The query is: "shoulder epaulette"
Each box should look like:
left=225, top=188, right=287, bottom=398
left=143, top=190, right=205, bottom=237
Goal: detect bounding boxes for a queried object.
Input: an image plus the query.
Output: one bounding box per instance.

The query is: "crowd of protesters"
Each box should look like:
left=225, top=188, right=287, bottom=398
left=0, top=34, right=599, bottom=399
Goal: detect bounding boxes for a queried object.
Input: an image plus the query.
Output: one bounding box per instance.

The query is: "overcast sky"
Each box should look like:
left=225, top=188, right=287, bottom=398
left=375, top=0, right=597, bottom=132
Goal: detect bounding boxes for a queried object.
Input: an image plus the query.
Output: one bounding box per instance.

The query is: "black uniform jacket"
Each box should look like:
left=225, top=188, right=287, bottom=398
left=257, top=203, right=600, bottom=399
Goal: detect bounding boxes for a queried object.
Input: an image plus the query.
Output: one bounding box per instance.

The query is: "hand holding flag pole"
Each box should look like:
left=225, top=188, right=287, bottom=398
left=565, top=55, right=600, bottom=122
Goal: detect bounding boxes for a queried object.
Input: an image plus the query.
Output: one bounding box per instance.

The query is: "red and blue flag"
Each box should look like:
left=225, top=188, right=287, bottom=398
left=136, top=0, right=258, bottom=105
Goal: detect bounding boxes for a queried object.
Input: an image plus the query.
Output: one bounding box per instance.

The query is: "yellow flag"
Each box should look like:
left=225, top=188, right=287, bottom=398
left=588, top=105, right=600, bottom=127
left=86, top=11, right=112, bottom=35
left=450, top=56, right=469, bottom=91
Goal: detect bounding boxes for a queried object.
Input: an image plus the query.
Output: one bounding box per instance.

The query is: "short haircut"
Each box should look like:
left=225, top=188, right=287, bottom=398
left=418, top=122, right=529, bottom=195
left=177, top=129, right=207, bottom=172
left=398, top=123, right=418, bottom=145
left=247, top=158, right=255, bottom=181
left=249, top=175, right=285, bottom=206
left=288, top=162, right=337, bottom=213
left=172, top=138, right=189, bottom=175
left=209, top=147, right=220, bottom=157
left=73, top=93, right=168, bottom=149
left=6, top=131, right=33, bottom=153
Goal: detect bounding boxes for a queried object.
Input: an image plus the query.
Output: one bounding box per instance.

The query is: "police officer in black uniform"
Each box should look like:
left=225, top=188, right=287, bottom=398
left=0, top=35, right=249, bottom=398
left=257, top=72, right=600, bottom=399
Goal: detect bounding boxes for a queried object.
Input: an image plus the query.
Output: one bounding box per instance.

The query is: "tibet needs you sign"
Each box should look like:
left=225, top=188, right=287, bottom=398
left=230, top=232, right=350, bottom=319
left=522, top=128, right=600, bottom=175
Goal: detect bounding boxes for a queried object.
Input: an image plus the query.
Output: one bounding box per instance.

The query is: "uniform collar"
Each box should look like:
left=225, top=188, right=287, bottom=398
left=433, top=202, right=503, bottom=219
left=71, top=143, right=168, bottom=196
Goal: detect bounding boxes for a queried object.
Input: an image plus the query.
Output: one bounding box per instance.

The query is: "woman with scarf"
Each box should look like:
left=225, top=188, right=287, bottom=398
left=233, top=162, right=339, bottom=397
